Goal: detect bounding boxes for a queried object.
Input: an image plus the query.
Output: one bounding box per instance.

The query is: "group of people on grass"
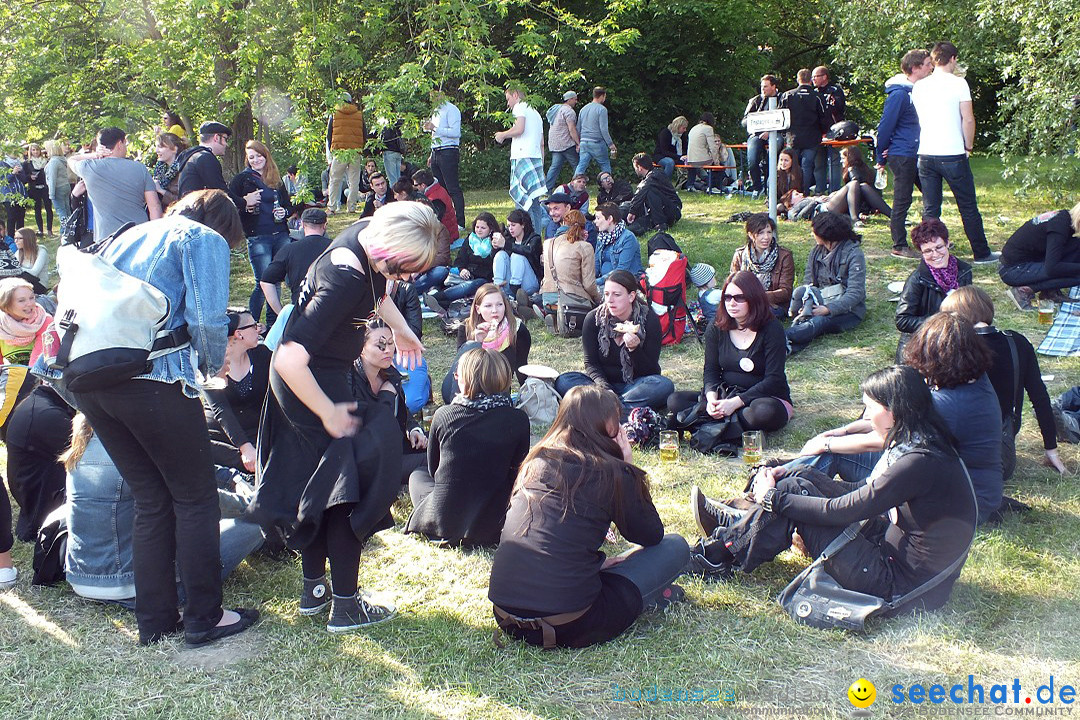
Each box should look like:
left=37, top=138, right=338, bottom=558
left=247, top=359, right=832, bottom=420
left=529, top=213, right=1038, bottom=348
left=2, top=42, right=1079, bottom=648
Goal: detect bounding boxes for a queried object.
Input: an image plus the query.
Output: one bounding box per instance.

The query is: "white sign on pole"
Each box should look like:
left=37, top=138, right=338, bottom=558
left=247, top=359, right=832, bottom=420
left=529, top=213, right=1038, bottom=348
left=746, top=109, right=791, bottom=134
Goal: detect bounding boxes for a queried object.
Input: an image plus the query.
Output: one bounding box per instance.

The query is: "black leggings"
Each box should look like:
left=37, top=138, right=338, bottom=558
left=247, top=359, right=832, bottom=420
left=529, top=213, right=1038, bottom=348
left=31, top=194, right=53, bottom=235
left=667, top=390, right=789, bottom=432
left=0, top=474, right=13, bottom=554
left=301, top=503, right=363, bottom=596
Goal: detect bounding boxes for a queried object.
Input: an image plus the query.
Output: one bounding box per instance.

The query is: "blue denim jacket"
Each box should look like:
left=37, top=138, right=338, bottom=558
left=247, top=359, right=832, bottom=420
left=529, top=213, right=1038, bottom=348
left=36, top=216, right=230, bottom=398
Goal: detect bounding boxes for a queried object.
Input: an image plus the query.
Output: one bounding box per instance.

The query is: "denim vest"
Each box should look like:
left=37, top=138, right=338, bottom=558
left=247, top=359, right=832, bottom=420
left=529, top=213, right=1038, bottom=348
left=35, top=216, right=230, bottom=398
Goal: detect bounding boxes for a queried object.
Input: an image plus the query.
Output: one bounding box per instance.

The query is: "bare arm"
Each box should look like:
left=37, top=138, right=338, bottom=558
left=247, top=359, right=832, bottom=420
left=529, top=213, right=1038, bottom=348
left=274, top=341, right=358, bottom=438
left=960, top=101, right=976, bottom=152
left=494, top=117, right=527, bottom=144
left=259, top=281, right=283, bottom=314
left=145, top=191, right=163, bottom=220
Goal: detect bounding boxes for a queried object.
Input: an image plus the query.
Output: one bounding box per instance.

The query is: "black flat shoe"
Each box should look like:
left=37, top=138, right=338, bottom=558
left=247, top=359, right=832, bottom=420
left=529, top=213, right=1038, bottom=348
left=184, top=608, right=260, bottom=648
left=138, top=619, right=184, bottom=646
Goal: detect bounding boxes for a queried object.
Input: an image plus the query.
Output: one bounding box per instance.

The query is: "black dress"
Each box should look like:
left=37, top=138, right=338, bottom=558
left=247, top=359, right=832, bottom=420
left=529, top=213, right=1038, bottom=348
left=203, top=344, right=272, bottom=470
left=248, top=227, right=402, bottom=549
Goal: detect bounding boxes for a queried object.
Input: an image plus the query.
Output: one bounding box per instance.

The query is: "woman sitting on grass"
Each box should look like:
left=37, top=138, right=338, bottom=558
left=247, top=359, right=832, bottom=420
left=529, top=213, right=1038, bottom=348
left=689, top=365, right=977, bottom=618
left=426, top=212, right=498, bottom=312
left=539, top=209, right=601, bottom=322
left=488, top=384, right=690, bottom=649
left=729, top=213, right=794, bottom=316
left=406, top=348, right=530, bottom=547
left=0, top=277, right=56, bottom=366
left=492, top=208, right=542, bottom=304
left=441, top=283, right=531, bottom=403
left=667, top=271, right=792, bottom=437
left=553, top=270, right=674, bottom=411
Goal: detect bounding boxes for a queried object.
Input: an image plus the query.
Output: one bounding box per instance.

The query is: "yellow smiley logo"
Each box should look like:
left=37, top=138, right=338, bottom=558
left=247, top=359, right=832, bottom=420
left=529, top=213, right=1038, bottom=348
left=848, top=678, right=877, bottom=709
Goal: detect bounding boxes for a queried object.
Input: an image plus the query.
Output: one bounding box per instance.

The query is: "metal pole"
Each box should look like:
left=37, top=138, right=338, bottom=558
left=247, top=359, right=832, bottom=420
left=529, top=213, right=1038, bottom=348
left=767, top=96, right=779, bottom=222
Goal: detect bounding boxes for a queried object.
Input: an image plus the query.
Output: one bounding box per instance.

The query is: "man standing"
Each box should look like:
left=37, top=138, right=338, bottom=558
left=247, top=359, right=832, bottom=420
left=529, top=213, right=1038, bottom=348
left=779, top=70, right=829, bottom=193
left=574, top=87, right=617, bottom=176
left=424, top=90, right=465, bottom=232
left=325, top=92, right=365, bottom=215
left=380, top=118, right=406, bottom=187
left=812, top=65, right=846, bottom=192
left=876, top=49, right=934, bottom=258
left=623, top=152, right=682, bottom=237
left=360, top=172, right=394, bottom=218
left=545, top=91, right=580, bottom=192
left=67, top=127, right=162, bottom=240
left=742, top=74, right=779, bottom=197
left=494, top=85, right=547, bottom=238
left=910, top=42, right=998, bottom=263
left=177, top=121, right=233, bottom=199
left=259, top=207, right=332, bottom=317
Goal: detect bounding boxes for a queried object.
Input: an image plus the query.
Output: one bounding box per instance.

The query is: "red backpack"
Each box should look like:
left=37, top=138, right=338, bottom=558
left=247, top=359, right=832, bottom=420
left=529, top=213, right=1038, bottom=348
left=641, top=250, right=699, bottom=346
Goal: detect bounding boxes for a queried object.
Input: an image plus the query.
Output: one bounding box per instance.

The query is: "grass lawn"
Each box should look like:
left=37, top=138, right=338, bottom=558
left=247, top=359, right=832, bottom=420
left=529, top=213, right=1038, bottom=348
left=2, top=157, right=1079, bottom=719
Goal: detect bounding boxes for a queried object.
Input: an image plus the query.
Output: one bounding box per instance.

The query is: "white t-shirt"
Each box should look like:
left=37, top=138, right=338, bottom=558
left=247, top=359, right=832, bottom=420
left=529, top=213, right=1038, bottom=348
left=910, top=69, right=972, bottom=156
left=510, top=101, right=543, bottom=160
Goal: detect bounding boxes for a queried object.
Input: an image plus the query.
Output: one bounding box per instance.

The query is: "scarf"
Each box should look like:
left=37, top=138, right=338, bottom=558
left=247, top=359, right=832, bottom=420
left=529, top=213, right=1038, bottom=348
left=480, top=317, right=513, bottom=353
left=596, top=299, right=649, bottom=383
left=926, top=255, right=960, bottom=294
left=153, top=159, right=181, bottom=189
left=451, top=391, right=514, bottom=412
left=739, top=242, right=779, bottom=291
left=596, top=222, right=625, bottom=254
left=30, top=157, right=48, bottom=171
left=0, top=302, right=48, bottom=346
left=468, top=231, right=493, bottom=259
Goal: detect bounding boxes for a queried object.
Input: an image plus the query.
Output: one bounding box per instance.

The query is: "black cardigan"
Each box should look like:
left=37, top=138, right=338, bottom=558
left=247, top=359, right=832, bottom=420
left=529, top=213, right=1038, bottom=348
left=702, top=320, right=791, bottom=406
left=453, top=239, right=495, bottom=280
left=977, top=326, right=1057, bottom=450
left=652, top=127, right=688, bottom=162
left=582, top=307, right=663, bottom=388
left=203, top=344, right=272, bottom=450
left=404, top=402, right=530, bottom=546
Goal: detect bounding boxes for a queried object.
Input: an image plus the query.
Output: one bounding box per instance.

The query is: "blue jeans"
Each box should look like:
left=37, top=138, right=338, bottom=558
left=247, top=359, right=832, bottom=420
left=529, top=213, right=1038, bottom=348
left=575, top=140, right=612, bottom=175
left=657, top=157, right=675, bottom=179
left=414, top=265, right=450, bottom=294
left=999, top=262, right=1080, bottom=293
left=554, top=372, right=675, bottom=410
left=526, top=202, right=547, bottom=245
left=604, top=534, right=691, bottom=607
left=746, top=136, right=766, bottom=192
left=546, top=148, right=580, bottom=192
left=493, top=251, right=540, bottom=295
left=51, top=191, right=71, bottom=225
left=918, top=154, right=991, bottom=259
left=437, top=277, right=487, bottom=304
left=247, top=231, right=291, bottom=325
left=785, top=311, right=862, bottom=354
left=796, top=147, right=819, bottom=193
left=785, top=450, right=882, bottom=484
left=383, top=151, right=402, bottom=187
left=815, top=146, right=842, bottom=192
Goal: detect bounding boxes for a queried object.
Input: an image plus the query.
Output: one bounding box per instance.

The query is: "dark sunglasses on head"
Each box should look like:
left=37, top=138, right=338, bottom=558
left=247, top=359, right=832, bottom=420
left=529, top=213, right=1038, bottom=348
left=723, top=293, right=748, bottom=304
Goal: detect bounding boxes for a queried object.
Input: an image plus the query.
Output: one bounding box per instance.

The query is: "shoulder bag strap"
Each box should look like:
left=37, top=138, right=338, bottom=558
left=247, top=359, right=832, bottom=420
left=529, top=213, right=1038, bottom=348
left=1002, top=330, right=1022, bottom=428
left=547, top=234, right=562, bottom=288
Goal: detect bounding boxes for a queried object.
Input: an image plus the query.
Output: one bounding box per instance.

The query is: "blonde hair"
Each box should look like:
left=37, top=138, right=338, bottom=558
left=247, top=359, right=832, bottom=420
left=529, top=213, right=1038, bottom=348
left=457, top=347, right=512, bottom=398
left=668, top=116, right=689, bottom=135
left=0, top=277, right=34, bottom=313
left=14, top=227, right=38, bottom=265
left=465, top=283, right=517, bottom=348
left=361, top=201, right=440, bottom=275
left=42, top=139, right=62, bottom=157
left=563, top=209, right=586, bottom=244
left=61, top=414, right=95, bottom=472
left=1070, top=202, right=1080, bottom=236
left=244, top=139, right=282, bottom=188
left=940, top=285, right=995, bottom=325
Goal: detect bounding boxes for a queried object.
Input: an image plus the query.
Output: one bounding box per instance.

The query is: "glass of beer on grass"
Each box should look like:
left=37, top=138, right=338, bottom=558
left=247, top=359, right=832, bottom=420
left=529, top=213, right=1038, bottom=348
left=659, top=431, right=679, bottom=462
left=1038, top=298, right=1055, bottom=325
left=742, top=430, right=763, bottom=466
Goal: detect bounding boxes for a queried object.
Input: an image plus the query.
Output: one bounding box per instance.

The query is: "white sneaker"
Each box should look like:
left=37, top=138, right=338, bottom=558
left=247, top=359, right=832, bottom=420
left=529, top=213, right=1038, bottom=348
left=0, top=566, right=16, bottom=591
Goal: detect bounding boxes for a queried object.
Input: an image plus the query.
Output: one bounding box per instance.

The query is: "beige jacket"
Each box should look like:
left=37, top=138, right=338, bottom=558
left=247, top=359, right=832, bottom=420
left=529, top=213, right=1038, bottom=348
left=541, top=233, right=601, bottom=305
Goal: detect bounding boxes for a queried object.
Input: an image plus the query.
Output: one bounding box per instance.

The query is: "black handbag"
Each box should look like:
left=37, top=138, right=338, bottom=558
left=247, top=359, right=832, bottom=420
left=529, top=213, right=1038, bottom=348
left=60, top=194, right=92, bottom=248
left=777, top=458, right=977, bottom=632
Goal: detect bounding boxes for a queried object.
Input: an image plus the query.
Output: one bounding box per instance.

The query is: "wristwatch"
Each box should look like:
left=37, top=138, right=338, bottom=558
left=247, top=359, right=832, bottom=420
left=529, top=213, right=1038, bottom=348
left=761, top=487, right=778, bottom=513
left=823, top=438, right=832, bottom=454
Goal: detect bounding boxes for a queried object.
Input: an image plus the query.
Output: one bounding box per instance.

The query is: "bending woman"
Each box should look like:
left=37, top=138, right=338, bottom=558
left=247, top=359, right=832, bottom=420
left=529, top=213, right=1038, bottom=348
left=690, top=365, right=977, bottom=618
left=406, top=349, right=530, bottom=547
left=668, top=271, right=792, bottom=436
left=554, top=269, right=674, bottom=410
left=489, top=384, right=690, bottom=648
left=248, top=201, right=438, bottom=633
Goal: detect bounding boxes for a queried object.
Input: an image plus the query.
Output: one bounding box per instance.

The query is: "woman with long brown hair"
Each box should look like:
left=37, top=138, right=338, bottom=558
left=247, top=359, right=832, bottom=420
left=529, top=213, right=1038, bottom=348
left=488, top=384, right=689, bottom=648
left=228, top=139, right=294, bottom=329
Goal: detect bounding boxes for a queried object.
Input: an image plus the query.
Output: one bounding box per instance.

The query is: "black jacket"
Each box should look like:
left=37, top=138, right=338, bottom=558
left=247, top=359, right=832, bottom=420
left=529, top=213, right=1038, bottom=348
left=779, top=84, right=829, bottom=150
left=228, top=168, right=293, bottom=237
left=817, top=82, right=847, bottom=125
left=512, top=231, right=543, bottom=281
left=652, top=127, right=688, bottom=162
left=389, top=281, right=423, bottom=339
left=894, top=259, right=972, bottom=358
left=177, top=146, right=234, bottom=203
left=597, top=179, right=634, bottom=206
left=628, top=170, right=681, bottom=227
left=453, top=239, right=494, bottom=280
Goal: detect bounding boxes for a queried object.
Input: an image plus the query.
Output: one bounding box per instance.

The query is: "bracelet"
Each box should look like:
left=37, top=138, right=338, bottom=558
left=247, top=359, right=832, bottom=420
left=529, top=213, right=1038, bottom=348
left=823, top=438, right=832, bottom=454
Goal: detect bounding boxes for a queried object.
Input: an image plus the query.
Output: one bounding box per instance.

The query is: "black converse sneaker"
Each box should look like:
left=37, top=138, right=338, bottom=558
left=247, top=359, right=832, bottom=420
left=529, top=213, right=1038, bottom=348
left=686, top=538, right=736, bottom=581
left=326, top=592, right=397, bottom=633
left=690, top=486, right=748, bottom=537
left=300, top=576, right=331, bottom=616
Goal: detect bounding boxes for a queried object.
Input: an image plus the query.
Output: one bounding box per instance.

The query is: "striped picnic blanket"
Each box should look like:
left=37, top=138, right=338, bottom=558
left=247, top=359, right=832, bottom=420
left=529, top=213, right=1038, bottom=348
left=1037, top=286, right=1080, bottom=357
left=509, top=157, right=546, bottom=212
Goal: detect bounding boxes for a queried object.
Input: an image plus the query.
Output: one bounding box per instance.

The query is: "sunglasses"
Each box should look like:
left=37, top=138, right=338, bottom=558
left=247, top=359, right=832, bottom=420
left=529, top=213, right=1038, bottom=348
left=723, top=293, right=748, bottom=304
left=235, top=322, right=257, bottom=332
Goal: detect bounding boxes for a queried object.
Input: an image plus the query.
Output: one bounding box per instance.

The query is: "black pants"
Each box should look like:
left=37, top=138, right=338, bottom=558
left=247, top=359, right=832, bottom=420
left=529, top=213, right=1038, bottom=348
left=0, top=474, right=13, bottom=554
left=3, top=202, right=25, bottom=233
left=75, top=380, right=224, bottom=638
left=29, top=189, right=52, bottom=234
left=667, top=390, right=789, bottom=433
left=431, top=147, right=465, bottom=228
left=888, top=155, right=920, bottom=250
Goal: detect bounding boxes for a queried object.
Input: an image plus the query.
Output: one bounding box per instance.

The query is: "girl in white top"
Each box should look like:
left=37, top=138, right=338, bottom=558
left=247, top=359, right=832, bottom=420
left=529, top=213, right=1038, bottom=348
left=14, top=227, right=49, bottom=284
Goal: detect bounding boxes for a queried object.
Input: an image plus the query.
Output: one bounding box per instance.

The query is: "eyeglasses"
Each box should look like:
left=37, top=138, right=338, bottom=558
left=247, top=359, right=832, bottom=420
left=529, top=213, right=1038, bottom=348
left=920, top=244, right=949, bottom=257
left=235, top=322, right=257, bottom=332
left=723, top=293, right=748, bottom=304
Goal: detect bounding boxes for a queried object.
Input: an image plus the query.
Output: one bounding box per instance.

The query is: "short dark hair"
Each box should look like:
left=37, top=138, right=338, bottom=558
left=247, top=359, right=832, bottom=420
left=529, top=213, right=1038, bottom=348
left=595, top=202, right=622, bottom=223
left=909, top=218, right=950, bottom=250
left=714, top=271, right=774, bottom=332
left=811, top=211, right=860, bottom=245
left=369, top=171, right=386, bottom=183
left=931, top=42, right=959, bottom=66
left=169, top=189, right=244, bottom=248
left=699, top=112, right=715, bottom=125
left=412, top=168, right=434, bottom=187
left=904, top=312, right=992, bottom=389
left=632, top=152, right=651, bottom=170
left=592, top=86, right=606, bottom=99
left=392, top=178, right=414, bottom=195
left=603, top=269, right=640, bottom=298
left=761, top=74, right=777, bottom=86
left=745, top=212, right=776, bottom=237
left=98, top=127, right=126, bottom=150
left=901, top=49, right=931, bottom=75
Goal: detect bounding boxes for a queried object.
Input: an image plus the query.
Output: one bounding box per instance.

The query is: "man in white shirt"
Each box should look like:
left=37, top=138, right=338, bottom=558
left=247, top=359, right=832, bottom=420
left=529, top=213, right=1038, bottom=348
left=910, top=42, right=998, bottom=263
left=423, top=91, right=465, bottom=232
left=495, top=85, right=547, bottom=237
